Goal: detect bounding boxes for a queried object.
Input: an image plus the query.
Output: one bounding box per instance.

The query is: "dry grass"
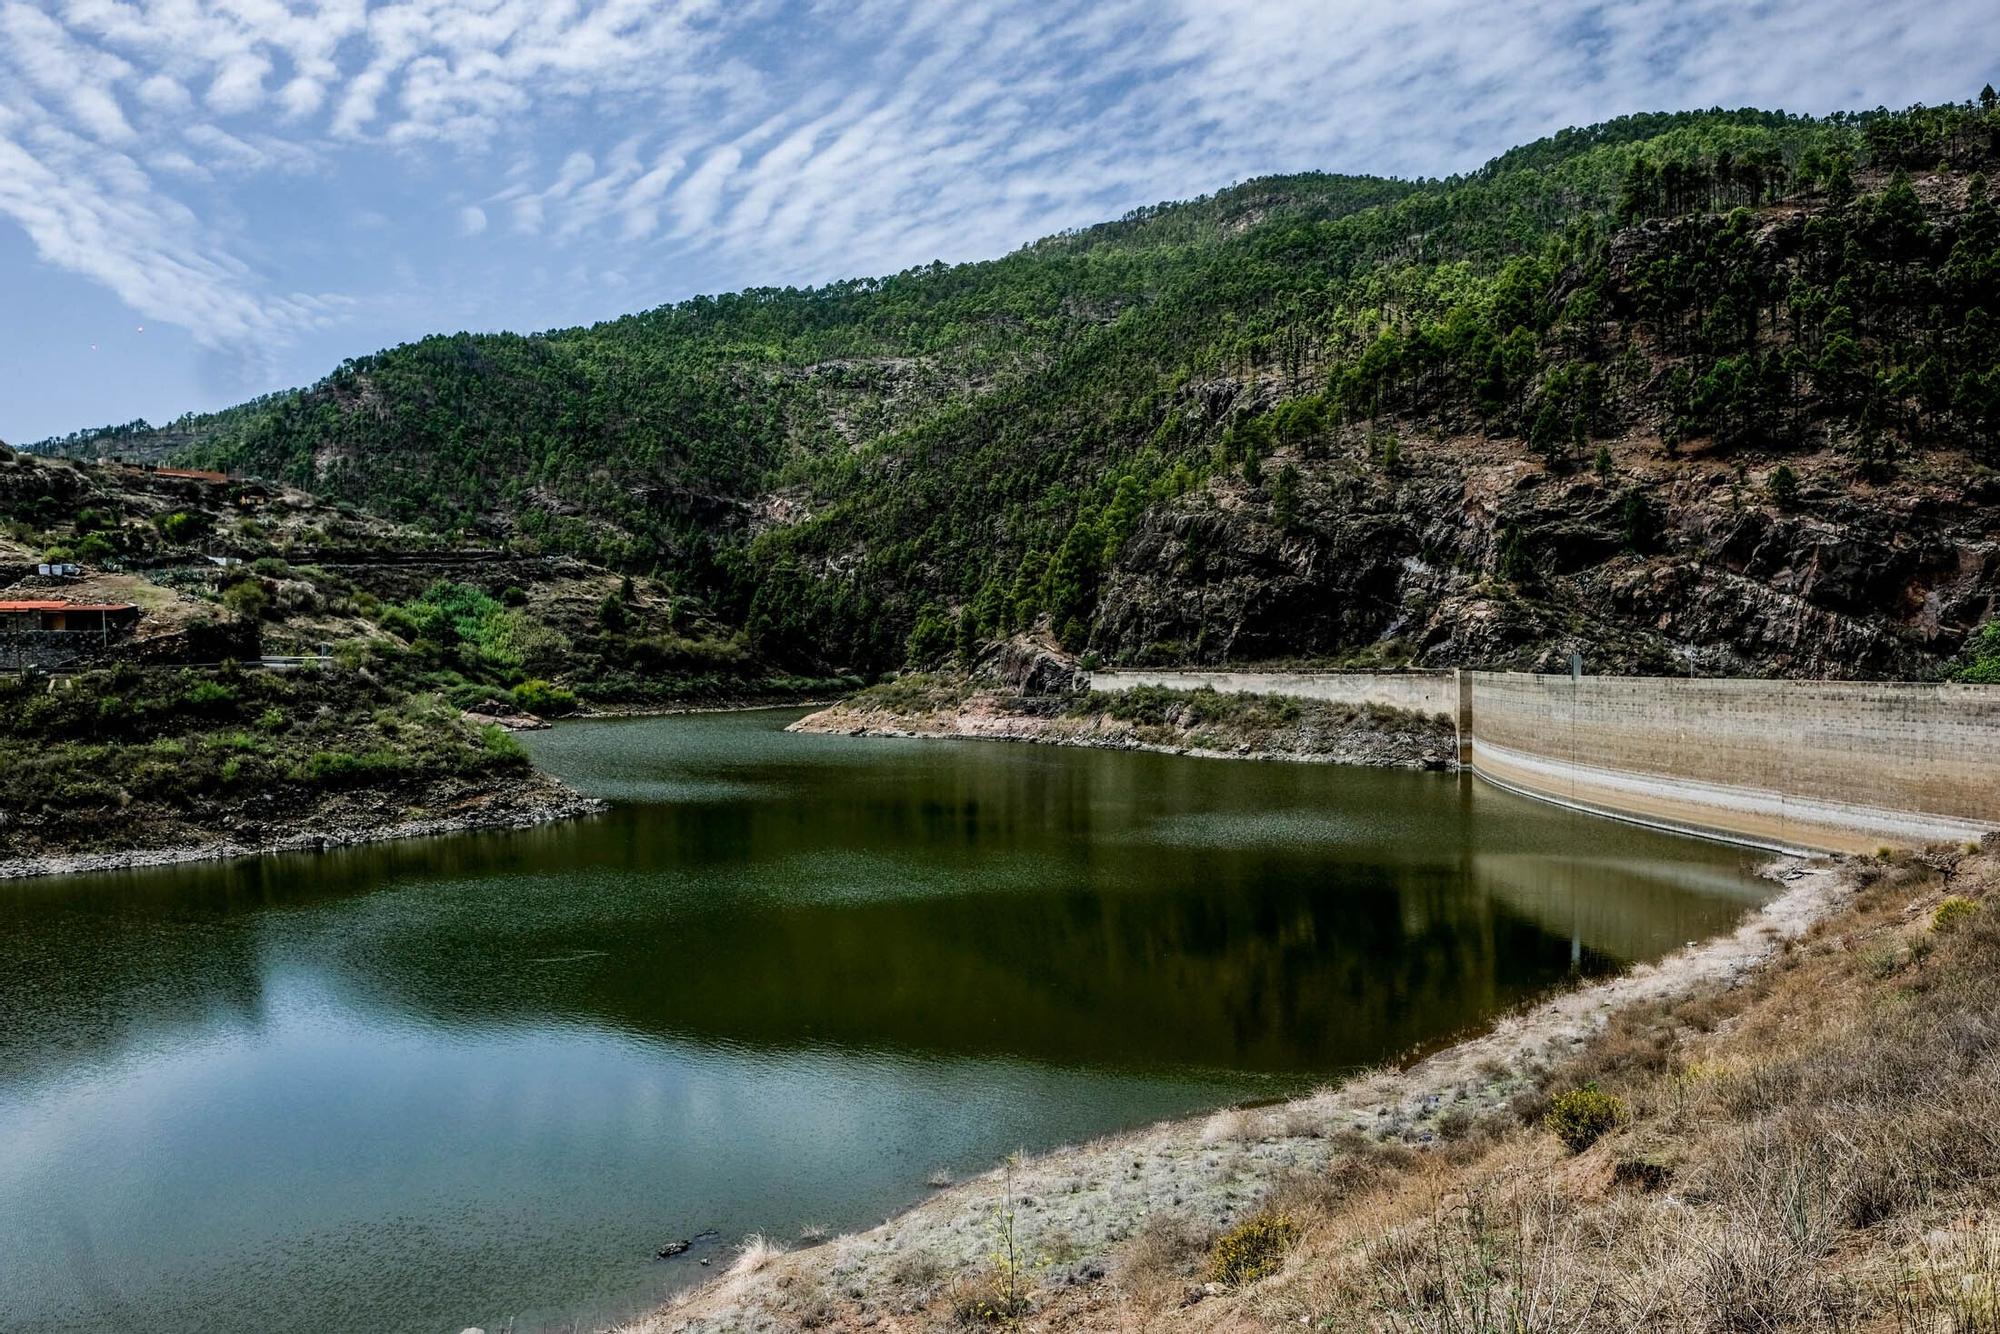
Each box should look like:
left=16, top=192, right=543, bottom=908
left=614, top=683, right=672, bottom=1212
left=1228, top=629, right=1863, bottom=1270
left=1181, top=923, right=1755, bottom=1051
left=725, top=1232, right=787, bottom=1279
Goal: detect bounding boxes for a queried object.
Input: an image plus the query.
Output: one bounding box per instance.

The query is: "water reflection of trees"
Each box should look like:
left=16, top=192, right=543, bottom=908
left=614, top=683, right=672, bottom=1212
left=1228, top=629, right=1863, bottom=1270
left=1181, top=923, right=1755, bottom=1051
left=0, top=738, right=1763, bottom=1085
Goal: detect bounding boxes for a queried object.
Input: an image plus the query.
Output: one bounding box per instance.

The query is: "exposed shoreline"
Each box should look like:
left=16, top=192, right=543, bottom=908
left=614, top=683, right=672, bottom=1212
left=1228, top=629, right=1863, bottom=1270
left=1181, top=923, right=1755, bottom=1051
left=575, top=696, right=833, bottom=720
left=789, top=685, right=1458, bottom=771
left=0, top=701, right=826, bottom=884
left=0, top=778, right=605, bottom=883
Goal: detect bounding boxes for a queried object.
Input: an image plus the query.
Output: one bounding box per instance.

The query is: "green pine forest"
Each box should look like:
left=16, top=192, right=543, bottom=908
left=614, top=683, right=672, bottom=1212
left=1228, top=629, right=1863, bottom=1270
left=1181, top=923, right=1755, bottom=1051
left=41, top=97, right=2000, bottom=681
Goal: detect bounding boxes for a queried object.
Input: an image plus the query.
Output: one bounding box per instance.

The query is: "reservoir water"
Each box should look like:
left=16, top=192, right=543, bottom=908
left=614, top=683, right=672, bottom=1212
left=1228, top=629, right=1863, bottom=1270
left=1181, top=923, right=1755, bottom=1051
left=0, top=709, right=1768, bottom=1333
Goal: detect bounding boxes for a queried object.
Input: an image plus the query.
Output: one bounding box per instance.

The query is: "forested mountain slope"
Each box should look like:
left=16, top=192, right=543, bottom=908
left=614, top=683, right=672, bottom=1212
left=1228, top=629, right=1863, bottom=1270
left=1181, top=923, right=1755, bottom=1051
left=43, top=102, right=2000, bottom=680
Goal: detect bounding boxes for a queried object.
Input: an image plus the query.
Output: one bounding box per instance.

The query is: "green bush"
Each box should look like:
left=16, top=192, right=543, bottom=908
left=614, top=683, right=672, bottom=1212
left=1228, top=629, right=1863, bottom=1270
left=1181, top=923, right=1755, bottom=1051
left=479, top=724, right=528, bottom=765
left=159, top=511, right=206, bottom=543
left=1934, top=897, right=1981, bottom=931
left=1209, top=1213, right=1296, bottom=1286
left=1766, top=464, right=1799, bottom=509
left=1960, top=621, right=2000, bottom=683
left=183, top=679, right=239, bottom=712
left=222, top=580, right=271, bottom=621
left=1544, top=1084, right=1626, bottom=1153
left=300, top=749, right=381, bottom=782
left=511, top=678, right=578, bottom=716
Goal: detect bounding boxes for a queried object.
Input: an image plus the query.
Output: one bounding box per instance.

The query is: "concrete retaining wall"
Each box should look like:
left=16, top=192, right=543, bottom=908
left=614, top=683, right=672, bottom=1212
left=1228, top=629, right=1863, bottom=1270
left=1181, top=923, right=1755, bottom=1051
left=1089, top=667, right=2000, bottom=853
left=1086, top=669, right=1459, bottom=718
left=1469, top=673, right=2000, bottom=854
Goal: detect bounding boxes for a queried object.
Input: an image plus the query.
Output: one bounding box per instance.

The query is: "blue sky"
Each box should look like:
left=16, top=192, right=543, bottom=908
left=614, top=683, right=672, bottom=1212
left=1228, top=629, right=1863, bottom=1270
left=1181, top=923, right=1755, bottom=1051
left=1, top=0, right=1991, bottom=445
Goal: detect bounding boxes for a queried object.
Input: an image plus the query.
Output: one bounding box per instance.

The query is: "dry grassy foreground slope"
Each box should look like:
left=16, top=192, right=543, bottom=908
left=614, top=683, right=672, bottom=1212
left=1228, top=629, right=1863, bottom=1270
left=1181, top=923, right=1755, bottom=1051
left=638, top=841, right=2000, bottom=1333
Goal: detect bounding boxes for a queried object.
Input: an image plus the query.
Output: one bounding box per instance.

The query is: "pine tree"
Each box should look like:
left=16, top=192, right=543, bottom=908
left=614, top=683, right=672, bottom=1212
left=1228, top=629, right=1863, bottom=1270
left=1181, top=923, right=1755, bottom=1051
left=1270, top=464, right=1302, bottom=531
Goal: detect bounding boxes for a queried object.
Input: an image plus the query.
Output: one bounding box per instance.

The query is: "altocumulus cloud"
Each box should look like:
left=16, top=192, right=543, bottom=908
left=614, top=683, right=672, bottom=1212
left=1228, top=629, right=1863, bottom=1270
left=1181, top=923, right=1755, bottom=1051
left=0, top=0, right=1991, bottom=378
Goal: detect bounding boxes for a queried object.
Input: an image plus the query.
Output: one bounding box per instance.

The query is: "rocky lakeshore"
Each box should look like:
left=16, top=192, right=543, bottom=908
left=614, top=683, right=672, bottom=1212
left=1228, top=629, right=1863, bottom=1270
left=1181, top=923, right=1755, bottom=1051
left=0, top=770, right=604, bottom=882
left=790, top=673, right=1457, bottom=771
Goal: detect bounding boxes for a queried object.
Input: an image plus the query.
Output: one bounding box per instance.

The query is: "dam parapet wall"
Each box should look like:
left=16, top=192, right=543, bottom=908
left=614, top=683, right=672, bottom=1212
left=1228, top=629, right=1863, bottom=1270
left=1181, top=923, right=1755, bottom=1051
left=1086, top=667, right=2000, bottom=854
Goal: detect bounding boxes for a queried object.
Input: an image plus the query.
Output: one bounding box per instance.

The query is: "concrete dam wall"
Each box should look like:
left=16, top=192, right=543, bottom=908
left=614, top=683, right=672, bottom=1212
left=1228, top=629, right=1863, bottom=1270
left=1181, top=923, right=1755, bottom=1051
left=1085, top=668, right=2000, bottom=854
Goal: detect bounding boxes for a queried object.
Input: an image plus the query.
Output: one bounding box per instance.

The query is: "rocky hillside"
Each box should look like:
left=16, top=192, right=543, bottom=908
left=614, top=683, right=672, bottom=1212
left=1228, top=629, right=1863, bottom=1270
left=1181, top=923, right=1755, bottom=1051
left=36, top=102, right=2000, bottom=681
left=1095, top=430, right=1998, bottom=679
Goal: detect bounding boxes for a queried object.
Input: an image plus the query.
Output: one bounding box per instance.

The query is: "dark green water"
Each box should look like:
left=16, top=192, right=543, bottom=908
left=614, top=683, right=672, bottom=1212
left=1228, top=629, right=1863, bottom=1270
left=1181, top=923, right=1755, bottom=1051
left=0, top=709, right=1767, bottom=1333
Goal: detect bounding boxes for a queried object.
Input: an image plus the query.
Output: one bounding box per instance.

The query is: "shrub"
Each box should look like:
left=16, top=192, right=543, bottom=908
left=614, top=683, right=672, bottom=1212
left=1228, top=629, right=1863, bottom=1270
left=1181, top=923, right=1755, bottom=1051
left=480, top=725, right=528, bottom=765
left=301, top=750, right=378, bottom=782
left=1208, top=1213, right=1296, bottom=1286
left=1767, top=464, right=1799, bottom=509
left=1544, top=1084, right=1626, bottom=1153
left=183, top=679, right=239, bottom=712
left=222, top=579, right=271, bottom=621
left=1961, top=620, right=2000, bottom=683
left=511, top=678, right=578, bottom=717
left=159, top=510, right=206, bottom=543
left=1935, top=896, right=1981, bottom=931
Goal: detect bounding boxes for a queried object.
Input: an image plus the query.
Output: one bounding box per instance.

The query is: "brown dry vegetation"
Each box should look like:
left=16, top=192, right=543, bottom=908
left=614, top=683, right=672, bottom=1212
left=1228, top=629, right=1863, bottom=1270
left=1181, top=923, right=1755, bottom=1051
left=668, top=842, right=2000, bottom=1333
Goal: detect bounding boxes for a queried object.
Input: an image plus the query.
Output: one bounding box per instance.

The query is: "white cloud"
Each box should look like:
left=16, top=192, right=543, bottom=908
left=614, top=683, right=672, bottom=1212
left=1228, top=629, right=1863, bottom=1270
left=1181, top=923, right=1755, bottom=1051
left=205, top=51, right=272, bottom=114
left=278, top=74, right=327, bottom=120
left=0, top=0, right=1994, bottom=412
left=136, top=73, right=193, bottom=113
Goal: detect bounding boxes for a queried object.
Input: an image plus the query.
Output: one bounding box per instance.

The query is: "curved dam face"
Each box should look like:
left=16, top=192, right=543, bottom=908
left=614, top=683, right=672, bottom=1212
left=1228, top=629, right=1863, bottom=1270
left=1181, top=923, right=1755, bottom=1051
left=1466, top=673, right=1999, bottom=854
left=1089, top=669, right=2000, bottom=855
